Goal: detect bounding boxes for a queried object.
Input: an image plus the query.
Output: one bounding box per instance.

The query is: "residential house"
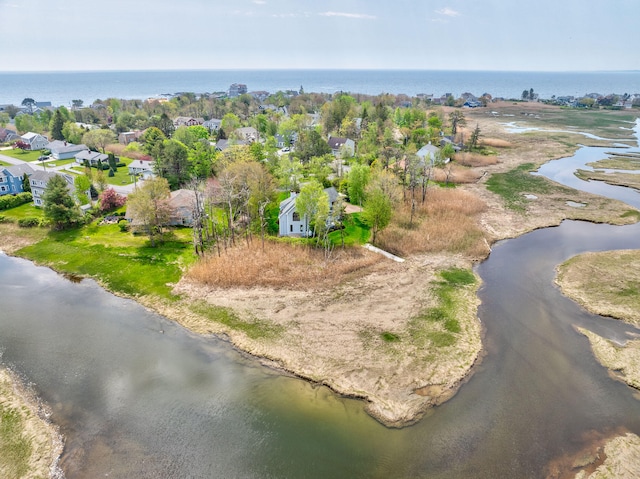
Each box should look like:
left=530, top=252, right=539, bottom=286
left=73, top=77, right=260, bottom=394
left=416, top=143, right=442, bottom=165
left=173, top=117, right=204, bottom=128
left=0, top=128, right=19, bottom=144
left=46, top=140, right=88, bottom=160
left=249, top=91, right=269, bottom=102
left=20, top=132, right=48, bottom=150
left=118, top=130, right=142, bottom=145
left=276, top=132, right=298, bottom=148
left=202, top=119, right=221, bottom=133
left=128, top=159, right=156, bottom=179
left=228, top=83, right=247, bottom=98
left=0, top=163, right=34, bottom=196
left=168, top=189, right=196, bottom=226
left=29, top=170, right=75, bottom=206
left=278, top=187, right=339, bottom=237
left=75, top=150, right=109, bottom=166
left=327, top=135, right=355, bottom=157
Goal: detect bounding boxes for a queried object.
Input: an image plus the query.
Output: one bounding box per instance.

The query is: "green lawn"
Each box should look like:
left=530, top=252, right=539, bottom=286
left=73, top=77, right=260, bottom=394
left=0, top=202, right=43, bottom=220
left=328, top=213, right=370, bottom=246
left=0, top=149, right=42, bottom=162
left=106, top=157, right=135, bottom=186
left=0, top=159, right=11, bottom=166
left=18, top=221, right=196, bottom=299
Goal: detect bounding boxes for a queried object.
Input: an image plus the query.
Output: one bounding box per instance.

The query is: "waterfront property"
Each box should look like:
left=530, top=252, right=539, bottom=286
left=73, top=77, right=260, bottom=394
left=278, top=187, right=339, bottom=237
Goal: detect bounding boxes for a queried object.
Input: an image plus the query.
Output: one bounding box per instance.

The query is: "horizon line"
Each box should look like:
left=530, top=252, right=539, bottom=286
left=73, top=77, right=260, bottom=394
left=2, top=68, right=639, bottom=75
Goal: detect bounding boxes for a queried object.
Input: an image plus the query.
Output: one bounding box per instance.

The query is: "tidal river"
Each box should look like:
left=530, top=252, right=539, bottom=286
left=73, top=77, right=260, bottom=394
left=3, top=129, right=640, bottom=477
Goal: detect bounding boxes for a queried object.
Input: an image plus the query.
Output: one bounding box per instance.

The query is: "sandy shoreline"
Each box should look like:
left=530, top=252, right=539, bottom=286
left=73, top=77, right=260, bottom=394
left=0, top=367, right=64, bottom=479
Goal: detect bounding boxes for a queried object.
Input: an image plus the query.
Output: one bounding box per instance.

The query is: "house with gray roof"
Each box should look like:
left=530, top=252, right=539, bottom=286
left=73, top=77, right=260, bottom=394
left=29, top=170, right=75, bottom=207
left=46, top=140, right=88, bottom=160
left=416, top=142, right=441, bottom=166
left=75, top=150, right=109, bottom=166
left=0, top=128, right=19, bottom=144
left=0, top=163, right=34, bottom=196
left=327, top=135, right=355, bottom=157
left=21, top=132, right=48, bottom=150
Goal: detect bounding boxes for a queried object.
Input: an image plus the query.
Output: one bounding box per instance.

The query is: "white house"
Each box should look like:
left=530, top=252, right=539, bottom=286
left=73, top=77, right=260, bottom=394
left=20, top=132, right=48, bottom=150
left=278, top=187, right=339, bottom=237
left=128, top=159, right=155, bottom=178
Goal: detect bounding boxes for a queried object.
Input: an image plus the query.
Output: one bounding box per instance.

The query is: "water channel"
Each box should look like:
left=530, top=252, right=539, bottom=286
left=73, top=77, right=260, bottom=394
left=1, top=119, right=640, bottom=478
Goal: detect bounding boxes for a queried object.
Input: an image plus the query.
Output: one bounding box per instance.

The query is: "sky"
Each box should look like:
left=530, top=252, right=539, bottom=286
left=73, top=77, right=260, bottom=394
left=1, top=0, right=639, bottom=72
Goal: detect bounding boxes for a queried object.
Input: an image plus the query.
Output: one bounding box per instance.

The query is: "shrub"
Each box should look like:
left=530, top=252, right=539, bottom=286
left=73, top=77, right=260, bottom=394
left=118, top=219, right=129, bottom=232
left=0, top=215, right=6, bottom=223
left=18, top=217, right=40, bottom=228
left=0, top=192, right=33, bottom=211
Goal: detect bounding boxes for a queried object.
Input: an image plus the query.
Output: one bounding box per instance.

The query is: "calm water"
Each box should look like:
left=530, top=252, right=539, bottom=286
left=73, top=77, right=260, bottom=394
left=1, top=70, right=639, bottom=107
left=3, top=220, right=640, bottom=478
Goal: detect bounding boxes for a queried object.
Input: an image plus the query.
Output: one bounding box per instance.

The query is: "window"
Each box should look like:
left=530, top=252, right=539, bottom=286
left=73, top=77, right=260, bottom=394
left=300, top=225, right=303, bottom=232
left=292, top=212, right=300, bottom=221
left=290, top=225, right=293, bottom=232
left=0, top=186, right=5, bottom=192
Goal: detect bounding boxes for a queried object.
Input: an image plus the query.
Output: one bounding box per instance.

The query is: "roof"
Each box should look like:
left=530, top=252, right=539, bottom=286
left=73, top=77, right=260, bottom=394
left=169, top=189, right=196, bottom=209
left=3, top=163, right=34, bottom=178
left=75, top=150, right=108, bottom=162
left=128, top=159, right=155, bottom=170
left=46, top=141, right=88, bottom=154
left=416, top=143, right=440, bottom=158
left=328, top=136, right=351, bottom=150
left=30, top=171, right=75, bottom=191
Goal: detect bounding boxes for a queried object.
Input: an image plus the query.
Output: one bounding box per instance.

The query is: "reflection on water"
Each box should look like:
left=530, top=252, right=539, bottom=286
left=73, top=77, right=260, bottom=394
left=4, top=218, right=640, bottom=478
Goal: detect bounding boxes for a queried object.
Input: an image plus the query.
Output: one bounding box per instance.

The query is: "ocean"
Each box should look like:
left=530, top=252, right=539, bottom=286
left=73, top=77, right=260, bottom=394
left=1, top=69, right=639, bottom=108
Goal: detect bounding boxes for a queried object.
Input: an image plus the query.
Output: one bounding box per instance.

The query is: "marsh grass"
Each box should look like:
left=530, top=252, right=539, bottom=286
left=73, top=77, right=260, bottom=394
left=408, top=267, right=476, bottom=348
left=376, top=188, right=488, bottom=258
left=455, top=152, right=500, bottom=168
left=486, top=162, right=572, bottom=212
left=432, top=164, right=483, bottom=184
left=188, top=240, right=381, bottom=289
left=0, top=400, right=32, bottom=479
left=189, top=301, right=284, bottom=339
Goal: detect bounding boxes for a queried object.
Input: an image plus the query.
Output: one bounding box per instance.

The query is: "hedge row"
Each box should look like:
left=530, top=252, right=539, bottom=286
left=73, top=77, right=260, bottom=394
left=0, top=192, right=33, bottom=211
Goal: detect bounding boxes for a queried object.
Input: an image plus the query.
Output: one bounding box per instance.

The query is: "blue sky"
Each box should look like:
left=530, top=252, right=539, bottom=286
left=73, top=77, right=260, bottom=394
left=2, top=0, right=638, bottom=72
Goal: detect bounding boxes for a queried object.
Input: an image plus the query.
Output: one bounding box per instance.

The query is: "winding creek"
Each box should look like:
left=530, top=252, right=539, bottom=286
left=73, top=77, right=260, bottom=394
left=2, top=119, right=640, bottom=478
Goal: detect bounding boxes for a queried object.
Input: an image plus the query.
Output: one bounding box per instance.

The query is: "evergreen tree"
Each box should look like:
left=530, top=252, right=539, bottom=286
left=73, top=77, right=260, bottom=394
left=50, top=109, right=65, bottom=141
left=42, top=174, right=83, bottom=230
left=22, top=174, right=31, bottom=193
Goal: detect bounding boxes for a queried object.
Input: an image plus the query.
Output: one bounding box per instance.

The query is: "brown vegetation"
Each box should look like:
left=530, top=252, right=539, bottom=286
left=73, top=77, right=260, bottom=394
left=376, top=188, right=489, bottom=258
left=106, top=143, right=149, bottom=160
left=187, top=240, right=382, bottom=289
left=432, top=164, right=484, bottom=184
left=480, top=137, right=512, bottom=148
left=455, top=151, right=500, bottom=168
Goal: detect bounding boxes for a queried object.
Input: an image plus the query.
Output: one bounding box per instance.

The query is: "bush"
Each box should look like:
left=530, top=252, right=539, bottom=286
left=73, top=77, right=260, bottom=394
left=116, top=162, right=126, bottom=168
left=118, top=219, right=129, bottom=232
left=0, top=192, right=33, bottom=211
left=0, top=215, right=6, bottom=223
left=18, top=217, right=41, bottom=228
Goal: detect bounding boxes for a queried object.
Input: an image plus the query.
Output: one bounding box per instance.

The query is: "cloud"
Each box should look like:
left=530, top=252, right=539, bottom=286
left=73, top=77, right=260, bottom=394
left=252, top=0, right=266, bottom=4
left=435, top=7, right=460, bottom=17
left=319, top=11, right=376, bottom=20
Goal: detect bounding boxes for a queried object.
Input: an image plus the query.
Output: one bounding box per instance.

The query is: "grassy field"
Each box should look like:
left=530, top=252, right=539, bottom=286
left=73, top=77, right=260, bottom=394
left=18, top=222, right=196, bottom=299
left=0, top=388, right=32, bottom=479
left=328, top=213, right=370, bottom=246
